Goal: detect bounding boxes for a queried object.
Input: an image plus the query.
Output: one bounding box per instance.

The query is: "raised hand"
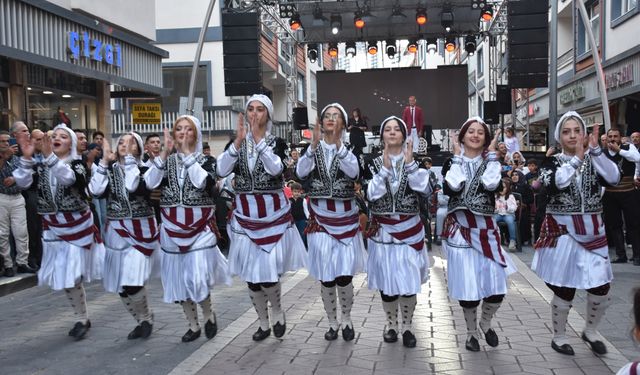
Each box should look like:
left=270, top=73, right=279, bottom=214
left=382, top=144, right=391, bottom=170
left=546, top=146, right=556, bottom=157
left=16, top=133, right=34, bottom=159
left=488, top=129, right=501, bottom=152
left=450, top=132, right=461, bottom=156
left=405, top=139, right=414, bottom=164
left=575, top=133, right=585, bottom=160
left=102, top=139, right=116, bottom=163
left=160, top=128, right=174, bottom=161
left=42, top=133, right=52, bottom=158
left=589, top=124, right=601, bottom=149
left=312, top=117, right=321, bottom=149
left=234, top=113, right=246, bottom=150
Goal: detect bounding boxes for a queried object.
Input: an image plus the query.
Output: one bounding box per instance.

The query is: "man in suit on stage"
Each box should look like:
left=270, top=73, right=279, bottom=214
left=402, top=96, right=424, bottom=153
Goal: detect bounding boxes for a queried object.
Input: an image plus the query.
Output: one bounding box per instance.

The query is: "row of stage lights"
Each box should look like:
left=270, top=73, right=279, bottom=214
left=285, top=5, right=494, bottom=34
left=306, top=35, right=478, bottom=62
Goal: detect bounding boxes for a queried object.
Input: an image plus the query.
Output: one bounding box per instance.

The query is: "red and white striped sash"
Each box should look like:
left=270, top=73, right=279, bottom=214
left=42, top=210, right=102, bottom=249
left=110, top=217, right=159, bottom=256
left=443, top=210, right=507, bottom=267
left=308, top=199, right=359, bottom=243
left=161, top=207, right=215, bottom=252
left=233, top=192, right=293, bottom=252
left=535, top=214, right=608, bottom=256
left=372, top=214, right=425, bottom=251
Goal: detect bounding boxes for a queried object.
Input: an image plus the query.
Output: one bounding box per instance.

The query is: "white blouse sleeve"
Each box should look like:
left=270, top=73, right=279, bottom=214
left=590, top=148, right=620, bottom=185
left=144, top=157, right=165, bottom=190
left=295, top=145, right=316, bottom=179
left=12, top=157, right=34, bottom=189
left=406, top=161, right=432, bottom=196
left=183, top=154, right=208, bottom=190
left=48, top=155, right=76, bottom=186
left=336, top=144, right=359, bottom=179
left=123, top=156, right=141, bottom=193
left=555, top=156, right=583, bottom=189
left=620, top=143, right=640, bottom=163
left=256, top=139, right=284, bottom=176
left=481, top=158, right=502, bottom=191
left=89, top=162, right=109, bottom=196
left=444, top=157, right=466, bottom=192
left=367, top=166, right=392, bottom=201
left=217, top=143, right=239, bottom=178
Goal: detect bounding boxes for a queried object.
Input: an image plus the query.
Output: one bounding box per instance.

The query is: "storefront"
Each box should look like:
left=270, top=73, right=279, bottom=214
left=0, top=0, right=167, bottom=133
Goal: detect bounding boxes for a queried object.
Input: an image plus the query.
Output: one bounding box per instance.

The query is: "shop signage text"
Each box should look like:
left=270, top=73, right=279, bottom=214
left=67, top=32, right=122, bottom=67
left=559, top=82, right=585, bottom=105
left=582, top=112, right=603, bottom=127
left=132, top=103, right=162, bottom=124
left=605, top=64, right=634, bottom=91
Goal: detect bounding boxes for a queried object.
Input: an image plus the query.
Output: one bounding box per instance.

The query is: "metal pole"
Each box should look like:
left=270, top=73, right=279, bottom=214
left=549, top=0, right=558, bottom=146
left=187, top=0, right=217, bottom=115
left=576, top=0, right=611, bottom=131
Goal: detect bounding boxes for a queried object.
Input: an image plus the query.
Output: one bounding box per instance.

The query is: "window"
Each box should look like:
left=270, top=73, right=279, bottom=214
left=612, top=0, right=638, bottom=26
left=478, top=95, right=484, bottom=118
left=162, top=65, right=208, bottom=112
left=477, top=48, right=484, bottom=76
left=280, top=41, right=293, bottom=60
left=576, top=1, right=600, bottom=57
left=310, top=72, right=317, bottom=109
left=297, top=73, right=306, bottom=103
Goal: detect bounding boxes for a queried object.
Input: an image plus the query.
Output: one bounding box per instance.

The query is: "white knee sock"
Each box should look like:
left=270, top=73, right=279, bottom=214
left=479, top=301, right=501, bottom=334
left=551, top=295, right=572, bottom=346
left=463, top=307, right=478, bottom=339
left=583, top=293, right=610, bottom=342
left=181, top=300, right=200, bottom=332
left=338, top=283, right=354, bottom=329
left=64, top=283, right=88, bottom=323
left=264, top=282, right=284, bottom=326
left=321, top=284, right=339, bottom=330
left=382, top=300, right=399, bottom=332
left=249, top=289, right=271, bottom=330
left=129, top=287, right=153, bottom=323
left=399, top=295, right=417, bottom=333
left=199, top=294, right=215, bottom=323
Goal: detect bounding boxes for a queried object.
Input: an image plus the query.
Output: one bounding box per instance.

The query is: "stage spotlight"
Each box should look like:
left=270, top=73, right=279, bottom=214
left=426, top=37, right=437, bottom=53
left=441, top=11, right=454, bottom=33
left=481, top=5, right=493, bottom=21
left=464, top=35, right=476, bottom=55
left=367, top=41, right=378, bottom=55
left=278, top=3, right=297, bottom=18
left=330, top=14, right=342, bottom=35
left=470, top=0, right=486, bottom=9
left=328, top=43, right=339, bottom=58
left=354, top=13, right=365, bottom=29
left=289, top=14, right=302, bottom=31
left=386, top=39, right=397, bottom=58
left=445, top=37, right=456, bottom=52
left=345, top=41, right=357, bottom=57
left=307, top=44, right=318, bottom=63
left=407, top=39, right=419, bottom=53
left=416, top=8, right=427, bottom=25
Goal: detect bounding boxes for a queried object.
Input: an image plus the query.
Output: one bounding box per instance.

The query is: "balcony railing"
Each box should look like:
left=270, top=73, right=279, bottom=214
left=111, top=107, right=239, bottom=136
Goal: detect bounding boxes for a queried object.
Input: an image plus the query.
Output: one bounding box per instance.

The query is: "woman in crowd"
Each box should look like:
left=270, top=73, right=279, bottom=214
left=510, top=170, right=534, bottom=245
left=347, top=108, right=368, bottom=163
left=442, top=118, right=515, bottom=352
left=616, top=288, right=640, bottom=374
left=147, top=115, right=231, bottom=342
left=296, top=103, right=366, bottom=341
left=14, top=124, right=104, bottom=340
left=218, top=94, right=307, bottom=341
left=494, top=177, right=518, bottom=251
left=533, top=113, right=618, bottom=356
left=89, top=132, right=158, bottom=340
left=366, top=116, right=432, bottom=348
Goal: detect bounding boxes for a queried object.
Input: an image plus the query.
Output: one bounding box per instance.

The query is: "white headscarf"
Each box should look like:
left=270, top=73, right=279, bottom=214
left=53, top=124, right=79, bottom=160
left=379, top=116, right=408, bottom=142
left=554, top=111, right=586, bottom=144
left=174, top=115, right=203, bottom=154
left=245, top=94, right=274, bottom=133
left=116, top=131, right=144, bottom=163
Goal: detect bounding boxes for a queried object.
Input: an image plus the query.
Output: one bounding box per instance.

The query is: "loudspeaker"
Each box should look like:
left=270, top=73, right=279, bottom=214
left=222, top=12, right=262, bottom=97
left=507, top=0, right=549, bottom=89
left=496, top=85, right=511, bottom=115
left=483, top=101, right=499, bottom=125
left=292, top=107, right=309, bottom=130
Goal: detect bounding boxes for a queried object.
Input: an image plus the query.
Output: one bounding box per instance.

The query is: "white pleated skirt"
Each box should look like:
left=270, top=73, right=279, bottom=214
left=443, top=228, right=516, bottom=301
left=38, top=230, right=105, bottom=290
left=532, top=233, right=613, bottom=289
left=159, top=229, right=231, bottom=303
left=227, top=217, right=307, bottom=283
left=307, top=232, right=367, bottom=282
left=366, top=227, right=429, bottom=296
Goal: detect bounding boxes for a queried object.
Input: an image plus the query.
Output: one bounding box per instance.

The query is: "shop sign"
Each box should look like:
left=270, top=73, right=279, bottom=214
left=559, top=82, right=585, bottom=105
left=605, top=64, right=634, bottom=91
left=582, top=111, right=603, bottom=127
left=67, top=31, right=122, bottom=67
left=132, top=103, right=162, bottom=124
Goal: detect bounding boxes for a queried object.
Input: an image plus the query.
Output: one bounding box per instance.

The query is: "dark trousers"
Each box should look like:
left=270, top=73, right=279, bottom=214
left=23, top=190, right=42, bottom=267
left=603, top=190, right=640, bottom=260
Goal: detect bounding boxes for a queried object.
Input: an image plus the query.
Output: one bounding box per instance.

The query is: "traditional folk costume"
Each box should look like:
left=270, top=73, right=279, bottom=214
left=89, top=132, right=158, bottom=339
left=147, top=115, right=231, bottom=343
left=366, top=116, right=431, bottom=348
left=442, top=116, right=516, bottom=352
left=13, top=124, right=104, bottom=340
left=296, top=103, right=367, bottom=342
left=532, top=112, right=620, bottom=355
left=218, top=94, right=307, bottom=341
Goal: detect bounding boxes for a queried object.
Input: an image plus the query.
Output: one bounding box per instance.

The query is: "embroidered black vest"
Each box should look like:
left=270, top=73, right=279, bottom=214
left=159, top=154, right=217, bottom=207
left=542, top=154, right=604, bottom=214
left=368, top=156, right=419, bottom=215
left=104, top=163, right=154, bottom=219
left=443, top=157, right=499, bottom=216
left=233, top=135, right=284, bottom=193
left=36, top=160, right=88, bottom=214
left=306, top=146, right=355, bottom=200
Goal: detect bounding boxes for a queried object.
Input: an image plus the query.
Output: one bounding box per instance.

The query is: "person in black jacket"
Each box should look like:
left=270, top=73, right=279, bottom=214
left=348, top=108, right=368, bottom=165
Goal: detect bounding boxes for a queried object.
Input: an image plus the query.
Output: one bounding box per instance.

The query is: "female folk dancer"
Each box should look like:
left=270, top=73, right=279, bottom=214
left=296, top=103, right=366, bottom=341
left=366, top=116, right=432, bottom=348
left=533, top=112, right=619, bottom=355
left=14, top=124, right=104, bottom=340
left=442, top=117, right=515, bottom=352
left=89, top=132, right=158, bottom=339
left=218, top=95, right=307, bottom=341
left=147, top=115, right=231, bottom=342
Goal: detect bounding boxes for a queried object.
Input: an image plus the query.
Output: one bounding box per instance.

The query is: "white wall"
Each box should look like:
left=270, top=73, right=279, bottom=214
left=604, top=2, right=640, bottom=58
left=155, top=0, right=222, bottom=29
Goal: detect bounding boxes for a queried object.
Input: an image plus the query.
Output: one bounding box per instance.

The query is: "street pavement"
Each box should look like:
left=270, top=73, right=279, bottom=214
left=0, top=245, right=638, bottom=375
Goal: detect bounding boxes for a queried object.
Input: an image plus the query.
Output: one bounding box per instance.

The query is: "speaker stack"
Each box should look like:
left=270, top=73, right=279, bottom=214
left=222, top=12, right=262, bottom=96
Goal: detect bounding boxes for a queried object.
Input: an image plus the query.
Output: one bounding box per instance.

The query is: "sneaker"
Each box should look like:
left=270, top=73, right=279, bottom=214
left=3, top=267, right=15, bottom=277
left=508, top=240, right=516, bottom=250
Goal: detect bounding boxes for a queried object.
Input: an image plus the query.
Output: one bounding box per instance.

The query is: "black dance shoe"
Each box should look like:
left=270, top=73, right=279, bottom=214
left=402, top=330, right=417, bottom=348
left=551, top=340, right=575, bottom=355
left=342, top=325, right=355, bottom=341
left=181, top=329, right=201, bottom=342
left=483, top=328, right=499, bottom=347
left=465, top=336, right=480, bottom=352
left=612, top=257, right=628, bottom=264
left=383, top=329, right=398, bottom=343
left=205, top=317, right=217, bottom=339
left=139, top=321, right=153, bottom=339
left=273, top=322, right=286, bottom=338
left=16, top=264, right=36, bottom=274
left=324, top=327, right=339, bottom=341
left=68, top=320, right=91, bottom=340
left=127, top=325, right=142, bottom=340
left=252, top=327, right=271, bottom=341
left=581, top=332, right=607, bottom=355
